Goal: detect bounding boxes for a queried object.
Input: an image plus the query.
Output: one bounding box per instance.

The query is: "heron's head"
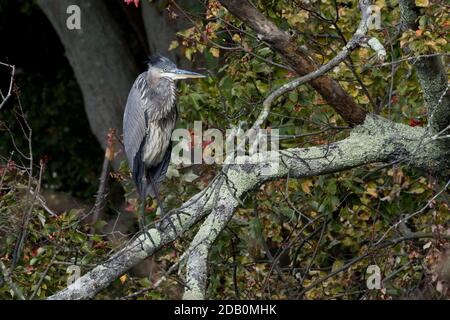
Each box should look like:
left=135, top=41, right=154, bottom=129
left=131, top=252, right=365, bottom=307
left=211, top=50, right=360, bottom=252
left=148, top=55, right=205, bottom=80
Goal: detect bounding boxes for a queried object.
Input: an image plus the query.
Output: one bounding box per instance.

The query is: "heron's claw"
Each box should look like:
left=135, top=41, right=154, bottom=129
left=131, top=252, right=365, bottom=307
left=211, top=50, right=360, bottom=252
left=162, top=214, right=178, bottom=237
left=139, top=216, right=156, bottom=249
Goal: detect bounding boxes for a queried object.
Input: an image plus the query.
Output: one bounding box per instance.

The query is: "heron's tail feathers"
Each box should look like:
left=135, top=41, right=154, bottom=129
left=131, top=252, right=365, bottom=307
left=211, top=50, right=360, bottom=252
left=133, top=143, right=171, bottom=199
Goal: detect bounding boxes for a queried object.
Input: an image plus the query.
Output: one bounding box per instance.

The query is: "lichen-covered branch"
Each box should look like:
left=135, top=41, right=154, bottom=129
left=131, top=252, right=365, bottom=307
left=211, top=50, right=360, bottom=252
left=182, top=195, right=237, bottom=300
left=398, top=0, right=450, bottom=134
left=47, top=177, right=223, bottom=300
left=179, top=7, right=390, bottom=293
left=47, top=114, right=447, bottom=300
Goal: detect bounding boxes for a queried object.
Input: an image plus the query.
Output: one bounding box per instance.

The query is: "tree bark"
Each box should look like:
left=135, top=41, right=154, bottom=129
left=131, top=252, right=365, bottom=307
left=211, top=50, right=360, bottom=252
left=141, top=0, right=197, bottom=69
left=398, top=0, right=450, bottom=134
left=37, top=0, right=139, bottom=152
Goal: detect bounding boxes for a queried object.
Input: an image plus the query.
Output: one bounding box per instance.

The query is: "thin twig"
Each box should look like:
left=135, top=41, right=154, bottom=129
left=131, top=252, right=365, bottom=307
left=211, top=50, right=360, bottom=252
left=0, top=62, right=15, bottom=110
left=297, top=232, right=450, bottom=297
left=29, top=250, right=59, bottom=300
left=0, top=260, right=25, bottom=300
left=119, top=251, right=186, bottom=300
left=89, top=128, right=116, bottom=236
left=12, top=152, right=43, bottom=268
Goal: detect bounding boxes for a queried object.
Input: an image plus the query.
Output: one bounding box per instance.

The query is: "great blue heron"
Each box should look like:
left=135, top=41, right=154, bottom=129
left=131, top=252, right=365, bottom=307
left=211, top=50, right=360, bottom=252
left=123, top=55, right=205, bottom=231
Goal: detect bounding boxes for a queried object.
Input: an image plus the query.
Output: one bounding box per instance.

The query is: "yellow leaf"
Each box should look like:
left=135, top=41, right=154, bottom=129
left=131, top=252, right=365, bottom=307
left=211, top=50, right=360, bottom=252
left=168, top=40, right=179, bottom=51
left=331, top=260, right=344, bottom=272
left=360, top=211, right=371, bottom=221
left=409, top=187, right=425, bottom=194
left=375, top=0, right=386, bottom=8
left=210, top=47, right=220, bottom=58
left=185, top=48, right=194, bottom=61
left=435, top=38, right=447, bottom=46
left=119, top=274, right=127, bottom=284
left=415, top=0, right=429, bottom=7
left=301, top=180, right=313, bottom=194
left=232, top=34, right=241, bottom=43
left=366, top=184, right=378, bottom=198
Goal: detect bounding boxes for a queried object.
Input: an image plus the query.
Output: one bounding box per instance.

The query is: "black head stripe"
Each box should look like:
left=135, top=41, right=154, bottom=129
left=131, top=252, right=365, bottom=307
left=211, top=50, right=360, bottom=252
left=148, top=54, right=176, bottom=70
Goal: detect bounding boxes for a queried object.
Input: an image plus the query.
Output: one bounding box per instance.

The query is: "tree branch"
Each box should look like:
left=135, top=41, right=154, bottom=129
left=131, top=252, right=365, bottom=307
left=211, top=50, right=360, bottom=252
left=89, top=129, right=116, bottom=235
left=398, top=0, right=450, bottom=134
left=298, top=232, right=450, bottom=297
left=47, top=114, right=447, bottom=299
left=0, top=62, right=15, bottom=110
left=218, top=0, right=368, bottom=125
left=183, top=194, right=237, bottom=299
left=0, top=260, right=25, bottom=300
left=178, top=3, right=390, bottom=295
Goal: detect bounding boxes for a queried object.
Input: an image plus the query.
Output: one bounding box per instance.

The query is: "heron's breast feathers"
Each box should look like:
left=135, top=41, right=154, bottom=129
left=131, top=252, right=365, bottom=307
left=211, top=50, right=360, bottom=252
left=143, top=115, right=176, bottom=167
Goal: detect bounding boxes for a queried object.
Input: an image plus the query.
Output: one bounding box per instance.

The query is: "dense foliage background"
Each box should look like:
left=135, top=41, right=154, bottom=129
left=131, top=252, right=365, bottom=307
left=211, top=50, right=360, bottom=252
left=0, top=0, right=448, bottom=299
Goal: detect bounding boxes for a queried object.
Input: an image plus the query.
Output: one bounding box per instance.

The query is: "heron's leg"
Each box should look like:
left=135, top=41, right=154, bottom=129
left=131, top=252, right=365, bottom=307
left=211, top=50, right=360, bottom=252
left=146, top=176, right=165, bottom=216
left=147, top=176, right=178, bottom=236
left=138, top=196, right=156, bottom=249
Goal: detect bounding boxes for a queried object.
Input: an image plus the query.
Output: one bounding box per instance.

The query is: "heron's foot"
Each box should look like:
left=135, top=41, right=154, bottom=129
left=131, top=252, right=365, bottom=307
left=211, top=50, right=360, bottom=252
left=139, top=216, right=156, bottom=249
left=161, top=212, right=179, bottom=237
left=153, top=201, right=178, bottom=236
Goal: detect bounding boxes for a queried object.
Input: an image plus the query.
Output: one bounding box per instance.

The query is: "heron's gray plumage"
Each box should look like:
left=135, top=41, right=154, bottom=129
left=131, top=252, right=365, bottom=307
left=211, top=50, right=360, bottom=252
left=123, top=55, right=204, bottom=201
left=123, top=72, right=177, bottom=198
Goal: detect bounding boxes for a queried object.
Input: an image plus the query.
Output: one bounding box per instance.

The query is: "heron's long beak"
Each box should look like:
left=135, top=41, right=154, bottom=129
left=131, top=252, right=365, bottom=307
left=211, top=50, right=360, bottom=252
left=163, top=68, right=206, bottom=80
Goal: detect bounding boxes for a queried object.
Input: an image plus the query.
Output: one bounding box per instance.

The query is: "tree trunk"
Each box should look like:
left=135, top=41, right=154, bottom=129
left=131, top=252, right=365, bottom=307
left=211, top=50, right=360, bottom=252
left=37, top=0, right=139, bottom=154
left=141, top=0, right=192, bottom=69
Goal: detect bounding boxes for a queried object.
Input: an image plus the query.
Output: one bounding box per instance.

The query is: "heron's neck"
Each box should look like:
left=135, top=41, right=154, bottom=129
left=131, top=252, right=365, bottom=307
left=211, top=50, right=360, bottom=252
left=146, top=71, right=177, bottom=116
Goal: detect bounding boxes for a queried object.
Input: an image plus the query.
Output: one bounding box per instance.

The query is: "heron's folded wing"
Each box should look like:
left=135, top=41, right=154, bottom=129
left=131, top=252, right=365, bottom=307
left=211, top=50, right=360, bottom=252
left=123, top=73, right=148, bottom=195
left=145, top=142, right=172, bottom=198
